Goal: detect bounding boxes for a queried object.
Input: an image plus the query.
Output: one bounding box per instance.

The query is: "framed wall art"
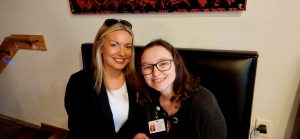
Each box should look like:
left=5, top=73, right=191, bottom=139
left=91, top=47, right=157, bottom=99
left=69, top=0, right=247, bottom=14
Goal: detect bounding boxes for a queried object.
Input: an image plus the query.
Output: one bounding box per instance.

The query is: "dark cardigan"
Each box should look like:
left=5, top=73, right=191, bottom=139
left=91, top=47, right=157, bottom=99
left=135, top=86, right=227, bottom=139
left=64, top=68, right=138, bottom=139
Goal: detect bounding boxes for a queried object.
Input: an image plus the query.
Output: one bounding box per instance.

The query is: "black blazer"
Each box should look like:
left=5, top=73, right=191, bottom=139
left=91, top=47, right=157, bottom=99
left=64, top=68, right=138, bottom=139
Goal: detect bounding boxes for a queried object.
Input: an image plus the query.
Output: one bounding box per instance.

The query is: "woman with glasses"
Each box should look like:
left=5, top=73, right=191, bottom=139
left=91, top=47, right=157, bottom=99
left=65, top=19, right=140, bottom=139
left=133, top=39, right=227, bottom=139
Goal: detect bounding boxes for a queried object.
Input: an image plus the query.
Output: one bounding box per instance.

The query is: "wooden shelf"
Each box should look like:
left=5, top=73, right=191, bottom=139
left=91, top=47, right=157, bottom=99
left=0, top=34, right=47, bottom=74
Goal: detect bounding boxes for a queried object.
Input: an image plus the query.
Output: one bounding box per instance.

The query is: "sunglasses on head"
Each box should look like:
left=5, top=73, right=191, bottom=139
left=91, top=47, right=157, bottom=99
left=104, top=19, right=132, bottom=29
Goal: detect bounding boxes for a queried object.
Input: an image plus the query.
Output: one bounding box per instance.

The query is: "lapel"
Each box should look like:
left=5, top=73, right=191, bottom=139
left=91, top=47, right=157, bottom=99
left=126, top=84, right=136, bottom=120
left=95, top=81, right=137, bottom=133
left=97, top=83, right=116, bottom=132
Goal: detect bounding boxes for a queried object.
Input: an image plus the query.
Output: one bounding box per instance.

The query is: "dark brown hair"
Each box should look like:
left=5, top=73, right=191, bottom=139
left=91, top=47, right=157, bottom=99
left=137, top=39, right=199, bottom=108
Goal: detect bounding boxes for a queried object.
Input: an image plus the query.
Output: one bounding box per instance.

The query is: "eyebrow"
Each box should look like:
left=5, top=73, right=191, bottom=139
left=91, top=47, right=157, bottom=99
left=109, top=40, right=132, bottom=46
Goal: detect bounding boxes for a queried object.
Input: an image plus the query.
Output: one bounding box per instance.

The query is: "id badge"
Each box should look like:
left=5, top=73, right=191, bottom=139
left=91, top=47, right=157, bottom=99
left=148, top=118, right=166, bottom=134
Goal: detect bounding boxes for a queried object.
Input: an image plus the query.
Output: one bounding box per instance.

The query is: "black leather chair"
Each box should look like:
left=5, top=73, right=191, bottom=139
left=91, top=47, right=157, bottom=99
left=81, top=43, right=258, bottom=139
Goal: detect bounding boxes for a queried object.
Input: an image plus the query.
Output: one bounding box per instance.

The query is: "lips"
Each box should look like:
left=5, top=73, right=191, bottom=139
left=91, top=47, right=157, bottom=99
left=114, top=57, right=126, bottom=64
left=149, top=77, right=167, bottom=91
left=152, top=77, right=165, bottom=83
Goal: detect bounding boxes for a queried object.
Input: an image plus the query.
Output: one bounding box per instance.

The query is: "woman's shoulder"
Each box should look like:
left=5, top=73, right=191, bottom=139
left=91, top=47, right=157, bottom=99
left=187, top=85, right=225, bottom=124
left=192, top=85, right=215, bottom=98
left=67, top=69, right=94, bottom=85
left=66, top=68, right=94, bottom=91
left=189, top=85, right=219, bottom=107
left=70, top=68, right=92, bottom=79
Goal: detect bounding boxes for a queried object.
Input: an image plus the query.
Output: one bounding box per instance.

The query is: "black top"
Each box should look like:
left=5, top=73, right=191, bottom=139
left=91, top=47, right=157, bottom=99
left=135, top=86, right=227, bottom=139
left=64, top=68, right=138, bottom=139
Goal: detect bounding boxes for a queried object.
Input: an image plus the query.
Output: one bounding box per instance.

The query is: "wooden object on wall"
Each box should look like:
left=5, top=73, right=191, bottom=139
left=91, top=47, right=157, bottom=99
left=0, top=34, right=47, bottom=74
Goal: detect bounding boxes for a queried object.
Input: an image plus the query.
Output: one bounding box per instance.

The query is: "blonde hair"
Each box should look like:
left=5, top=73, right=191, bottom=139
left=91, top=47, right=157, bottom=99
left=92, top=22, right=135, bottom=93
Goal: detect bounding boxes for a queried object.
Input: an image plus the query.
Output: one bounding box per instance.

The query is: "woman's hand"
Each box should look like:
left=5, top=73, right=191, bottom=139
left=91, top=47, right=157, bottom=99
left=133, top=133, right=149, bottom=139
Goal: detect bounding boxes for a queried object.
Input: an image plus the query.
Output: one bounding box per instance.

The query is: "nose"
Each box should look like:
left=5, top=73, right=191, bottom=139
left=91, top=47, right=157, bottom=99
left=152, top=65, right=161, bottom=76
left=118, top=46, right=125, bottom=56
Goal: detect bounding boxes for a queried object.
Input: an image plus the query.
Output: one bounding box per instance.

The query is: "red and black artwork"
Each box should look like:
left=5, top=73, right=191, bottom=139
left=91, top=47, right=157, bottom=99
left=69, top=0, right=247, bottom=14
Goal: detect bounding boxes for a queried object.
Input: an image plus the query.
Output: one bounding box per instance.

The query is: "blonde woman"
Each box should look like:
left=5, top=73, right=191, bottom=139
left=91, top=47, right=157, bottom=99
left=65, top=19, right=139, bottom=139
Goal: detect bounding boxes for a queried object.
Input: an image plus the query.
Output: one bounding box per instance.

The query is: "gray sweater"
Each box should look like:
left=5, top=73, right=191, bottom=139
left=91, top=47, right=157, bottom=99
left=135, top=86, right=227, bottom=139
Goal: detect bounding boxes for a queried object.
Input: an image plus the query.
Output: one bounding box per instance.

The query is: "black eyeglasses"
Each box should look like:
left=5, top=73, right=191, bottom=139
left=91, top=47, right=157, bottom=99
left=104, top=19, right=132, bottom=29
left=140, top=59, right=174, bottom=75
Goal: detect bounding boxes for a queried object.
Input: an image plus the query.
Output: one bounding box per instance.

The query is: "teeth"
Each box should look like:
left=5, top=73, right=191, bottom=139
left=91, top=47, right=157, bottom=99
left=115, top=58, right=124, bottom=62
left=154, top=78, right=164, bottom=83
